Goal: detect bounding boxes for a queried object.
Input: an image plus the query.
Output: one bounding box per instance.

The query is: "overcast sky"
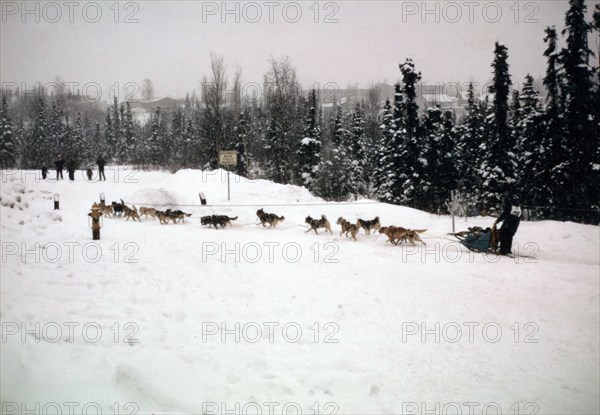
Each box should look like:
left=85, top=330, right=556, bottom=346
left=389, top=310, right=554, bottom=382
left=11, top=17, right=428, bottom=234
left=1, top=0, right=597, bottom=101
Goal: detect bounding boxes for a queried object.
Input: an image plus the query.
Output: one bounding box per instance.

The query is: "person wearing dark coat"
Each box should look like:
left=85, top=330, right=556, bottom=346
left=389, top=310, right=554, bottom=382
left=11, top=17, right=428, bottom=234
left=54, top=158, right=65, bottom=180
left=41, top=166, right=48, bottom=180
left=67, top=159, right=77, bottom=181
left=494, top=197, right=521, bottom=255
left=86, top=167, right=93, bottom=181
left=96, top=157, right=106, bottom=181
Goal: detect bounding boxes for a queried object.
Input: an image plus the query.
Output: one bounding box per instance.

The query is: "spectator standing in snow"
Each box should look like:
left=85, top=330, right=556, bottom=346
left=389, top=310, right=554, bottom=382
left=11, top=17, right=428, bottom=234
left=67, top=159, right=77, bottom=181
left=86, top=167, right=93, bottom=181
left=41, top=166, right=48, bottom=180
left=97, top=156, right=106, bottom=181
left=494, top=196, right=521, bottom=255
left=54, top=157, right=65, bottom=180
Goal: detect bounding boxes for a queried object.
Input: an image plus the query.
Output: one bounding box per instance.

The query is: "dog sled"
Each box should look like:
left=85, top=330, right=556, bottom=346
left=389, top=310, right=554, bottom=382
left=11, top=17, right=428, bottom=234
left=449, top=226, right=500, bottom=254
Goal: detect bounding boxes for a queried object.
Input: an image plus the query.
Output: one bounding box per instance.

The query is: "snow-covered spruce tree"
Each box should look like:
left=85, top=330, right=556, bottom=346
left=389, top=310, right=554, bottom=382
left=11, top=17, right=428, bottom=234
left=397, top=60, right=424, bottom=208
left=454, top=83, right=485, bottom=199
left=264, top=118, right=287, bottom=182
left=26, top=95, right=51, bottom=168
left=0, top=95, right=17, bottom=168
left=13, top=118, right=26, bottom=168
left=145, top=107, right=163, bottom=168
left=122, top=102, right=136, bottom=164
left=64, top=112, right=84, bottom=165
left=80, top=114, right=93, bottom=165
left=318, top=106, right=351, bottom=200
left=104, top=109, right=115, bottom=161
left=234, top=110, right=249, bottom=177
left=169, top=108, right=185, bottom=169
left=515, top=75, right=545, bottom=208
left=539, top=26, right=568, bottom=213
left=363, top=85, right=382, bottom=194
left=93, top=121, right=106, bottom=161
left=373, top=99, right=394, bottom=201
left=48, top=101, right=65, bottom=158
left=559, top=0, right=598, bottom=220
left=420, top=106, right=442, bottom=210
left=478, top=42, right=515, bottom=211
left=297, top=89, right=321, bottom=192
left=421, top=108, right=457, bottom=212
left=347, top=102, right=368, bottom=197
left=111, top=97, right=122, bottom=161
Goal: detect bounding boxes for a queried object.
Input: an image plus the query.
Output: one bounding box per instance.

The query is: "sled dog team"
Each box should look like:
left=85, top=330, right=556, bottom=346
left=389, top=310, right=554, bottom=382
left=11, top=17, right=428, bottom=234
left=96, top=202, right=427, bottom=245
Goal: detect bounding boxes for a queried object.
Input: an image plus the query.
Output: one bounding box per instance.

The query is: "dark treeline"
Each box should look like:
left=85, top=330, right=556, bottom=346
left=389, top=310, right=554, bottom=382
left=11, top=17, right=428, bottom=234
left=1, top=0, right=599, bottom=223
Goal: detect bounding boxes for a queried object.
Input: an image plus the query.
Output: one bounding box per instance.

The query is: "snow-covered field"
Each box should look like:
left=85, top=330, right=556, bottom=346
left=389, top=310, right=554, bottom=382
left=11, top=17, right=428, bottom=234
left=1, top=168, right=598, bottom=414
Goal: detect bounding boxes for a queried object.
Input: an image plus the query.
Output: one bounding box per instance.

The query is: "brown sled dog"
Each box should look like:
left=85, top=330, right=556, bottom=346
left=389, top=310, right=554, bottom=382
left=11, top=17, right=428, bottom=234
left=256, top=208, right=285, bottom=228
left=305, top=215, right=333, bottom=235
left=139, top=206, right=157, bottom=220
left=356, top=216, right=381, bottom=235
left=336, top=217, right=359, bottom=241
left=123, top=204, right=141, bottom=222
left=379, top=226, right=427, bottom=246
left=99, top=202, right=114, bottom=218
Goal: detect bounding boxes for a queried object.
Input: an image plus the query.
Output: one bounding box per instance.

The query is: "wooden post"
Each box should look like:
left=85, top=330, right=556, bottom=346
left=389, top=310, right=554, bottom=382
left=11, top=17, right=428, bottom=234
left=451, top=191, right=456, bottom=234
left=227, top=168, right=231, bottom=201
left=53, top=194, right=59, bottom=210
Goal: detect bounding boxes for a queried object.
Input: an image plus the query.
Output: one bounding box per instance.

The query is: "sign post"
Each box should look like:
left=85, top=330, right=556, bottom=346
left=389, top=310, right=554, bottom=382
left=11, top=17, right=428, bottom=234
left=219, top=151, right=237, bottom=202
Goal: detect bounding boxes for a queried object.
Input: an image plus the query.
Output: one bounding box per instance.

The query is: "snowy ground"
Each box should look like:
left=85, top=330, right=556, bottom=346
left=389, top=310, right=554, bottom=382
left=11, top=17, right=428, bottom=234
left=1, top=168, right=598, bottom=415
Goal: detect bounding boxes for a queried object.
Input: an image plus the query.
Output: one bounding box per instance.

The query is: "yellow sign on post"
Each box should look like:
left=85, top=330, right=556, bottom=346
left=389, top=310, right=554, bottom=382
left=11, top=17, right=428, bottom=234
left=219, top=151, right=237, bottom=201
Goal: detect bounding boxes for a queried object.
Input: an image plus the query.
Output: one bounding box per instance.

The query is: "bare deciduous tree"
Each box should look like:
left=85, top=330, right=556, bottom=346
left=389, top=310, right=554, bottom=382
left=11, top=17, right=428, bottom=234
left=142, top=78, right=154, bottom=102
left=201, top=52, right=228, bottom=167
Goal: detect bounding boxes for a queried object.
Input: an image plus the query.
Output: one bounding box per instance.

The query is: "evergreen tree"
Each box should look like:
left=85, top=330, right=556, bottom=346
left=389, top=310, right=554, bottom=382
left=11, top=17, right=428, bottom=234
left=48, top=101, right=65, bottom=157
left=515, top=75, right=544, bottom=207
left=541, top=26, right=568, bottom=212
left=479, top=42, right=514, bottom=210
left=318, top=106, right=351, bottom=200
left=27, top=96, right=50, bottom=168
left=104, top=109, right=114, bottom=160
left=111, top=97, right=122, bottom=159
left=169, top=108, right=185, bottom=169
left=397, top=59, right=424, bottom=207
left=347, top=103, right=367, bottom=197
left=65, top=112, right=84, bottom=164
left=455, top=83, right=485, bottom=197
left=373, top=99, right=394, bottom=201
left=122, top=102, right=136, bottom=163
left=559, top=0, right=598, bottom=219
left=297, top=90, right=321, bottom=191
left=0, top=95, right=17, bottom=168
left=234, top=110, right=249, bottom=177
